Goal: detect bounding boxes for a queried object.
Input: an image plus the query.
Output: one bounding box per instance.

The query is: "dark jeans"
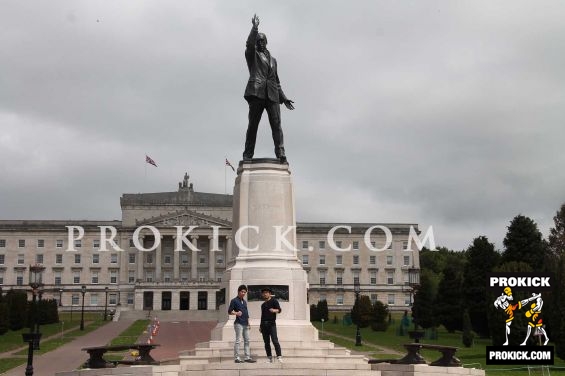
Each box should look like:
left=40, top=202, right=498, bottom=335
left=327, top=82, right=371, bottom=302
left=243, top=97, right=285, bottom=159
left=260, top=321, right=281, bottom=357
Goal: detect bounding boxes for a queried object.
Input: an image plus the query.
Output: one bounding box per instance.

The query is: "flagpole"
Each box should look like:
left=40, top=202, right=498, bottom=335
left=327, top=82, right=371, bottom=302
left=144, top=156, right=147, bottom=192
left=224, top=156, right=227, bottom=195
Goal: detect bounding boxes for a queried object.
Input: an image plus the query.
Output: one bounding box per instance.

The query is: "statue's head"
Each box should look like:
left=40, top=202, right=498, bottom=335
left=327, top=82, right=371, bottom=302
left=257, top=33, right=267, bottom=52
left=504, top=287, right=512, bottom=297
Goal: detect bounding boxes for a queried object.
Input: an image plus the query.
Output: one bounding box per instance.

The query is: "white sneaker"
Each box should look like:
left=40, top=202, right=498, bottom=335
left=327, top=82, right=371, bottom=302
left=277, top=356, right=283, bottom=363
left=265, top=357, right=273, bottom=363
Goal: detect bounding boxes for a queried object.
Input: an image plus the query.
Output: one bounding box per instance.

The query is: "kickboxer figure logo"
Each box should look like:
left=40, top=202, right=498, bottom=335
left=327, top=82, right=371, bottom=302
left=494, top=287, right=547, bottom=346
left=521, top=293, right=549, bottom=346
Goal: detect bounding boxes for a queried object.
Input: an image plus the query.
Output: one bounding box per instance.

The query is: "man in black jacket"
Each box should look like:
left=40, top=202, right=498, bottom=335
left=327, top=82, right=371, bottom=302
left=243, top=14, right=294, bottom=163
left=260, top=287, right=283, bottom=363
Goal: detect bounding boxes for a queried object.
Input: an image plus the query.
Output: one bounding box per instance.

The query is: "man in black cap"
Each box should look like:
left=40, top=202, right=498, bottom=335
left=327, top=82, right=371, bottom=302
left=243, top=14, right=295, bottom=163
left=260, top=287, right=283, bottom=363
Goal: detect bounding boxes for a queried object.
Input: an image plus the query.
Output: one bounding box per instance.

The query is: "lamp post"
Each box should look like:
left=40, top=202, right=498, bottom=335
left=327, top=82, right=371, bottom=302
left=354, top=279, right=362, bottom=346
left=80, top=285, right=86, bottom=331
left=59, top=288, right=63, bottom=307
left=34, top=289, right=43, bottom=350
left=23, top=264, right=45, bottom=376
left=103, top=287, right=109, bottom=321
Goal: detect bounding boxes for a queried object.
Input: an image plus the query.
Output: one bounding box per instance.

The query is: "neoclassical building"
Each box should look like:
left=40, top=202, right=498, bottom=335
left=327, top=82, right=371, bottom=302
left=0, top=174, right=420, bottom=313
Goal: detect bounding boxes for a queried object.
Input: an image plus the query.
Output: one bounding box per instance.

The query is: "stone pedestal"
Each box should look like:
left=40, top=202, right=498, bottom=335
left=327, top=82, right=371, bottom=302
left=212, top=159, right=315, bottom=342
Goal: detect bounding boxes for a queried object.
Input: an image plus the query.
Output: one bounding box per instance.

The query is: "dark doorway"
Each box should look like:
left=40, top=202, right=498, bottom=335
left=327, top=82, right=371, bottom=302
left=198, top=291, right=207, bottom=310
left=143, top=291, right=154, bottom=310
left=180, top=291, right=190, bottom=310
left=161, top=291, right=171, bottom=310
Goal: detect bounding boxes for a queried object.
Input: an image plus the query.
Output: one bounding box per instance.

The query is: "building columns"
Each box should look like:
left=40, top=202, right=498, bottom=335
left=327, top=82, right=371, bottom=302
left=191, top=235, right=199, bottom=281
left=208, top=236, right=215, bottom=281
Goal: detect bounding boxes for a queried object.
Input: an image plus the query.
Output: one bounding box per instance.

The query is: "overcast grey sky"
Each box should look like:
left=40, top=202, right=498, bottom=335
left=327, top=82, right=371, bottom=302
left=1, top=1, right=564, bottom=251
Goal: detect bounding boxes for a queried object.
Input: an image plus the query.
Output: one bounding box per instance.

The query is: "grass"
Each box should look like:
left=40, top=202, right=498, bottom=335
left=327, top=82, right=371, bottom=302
left=109, top=319, right=150, bottom=346
left=315, top=312, right=565, bottom=375
left=0, top=358, right=27, bottom=374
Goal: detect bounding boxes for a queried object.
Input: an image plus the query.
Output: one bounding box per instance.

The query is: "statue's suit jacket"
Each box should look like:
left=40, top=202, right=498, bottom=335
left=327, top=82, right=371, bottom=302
left=244, top=26, right=288, bottom=104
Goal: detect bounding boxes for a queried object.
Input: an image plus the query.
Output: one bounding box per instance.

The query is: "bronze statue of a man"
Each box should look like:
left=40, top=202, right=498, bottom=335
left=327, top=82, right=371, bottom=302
left=243, top=14, right=294, bottom=163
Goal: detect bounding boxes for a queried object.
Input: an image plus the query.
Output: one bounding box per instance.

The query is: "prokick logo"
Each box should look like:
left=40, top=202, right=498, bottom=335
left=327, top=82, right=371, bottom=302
left=486, top=272, right=554, bottom=365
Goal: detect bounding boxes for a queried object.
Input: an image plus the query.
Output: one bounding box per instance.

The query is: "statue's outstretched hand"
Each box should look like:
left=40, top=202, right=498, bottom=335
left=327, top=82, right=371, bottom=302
left=284, top=99, right=295, bottom=110
left=252, top=14, right=260, bottom=28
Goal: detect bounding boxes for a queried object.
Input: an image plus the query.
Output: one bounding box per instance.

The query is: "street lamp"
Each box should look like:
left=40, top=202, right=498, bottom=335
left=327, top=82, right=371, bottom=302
left=23, top=264, right=45, bottom=376
left=34, top=289, right=43, bottom=350
left=354, top=279, right=362, bottom=346
left=80, top=285, right=86, bottom=331
left=59, top=288, right=63, bottom=307
left=103, top=287, right=109, bottom=321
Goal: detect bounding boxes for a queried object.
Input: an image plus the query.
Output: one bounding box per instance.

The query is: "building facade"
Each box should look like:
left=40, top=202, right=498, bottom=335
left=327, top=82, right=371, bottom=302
left=0, top=174, right=420, bottom=313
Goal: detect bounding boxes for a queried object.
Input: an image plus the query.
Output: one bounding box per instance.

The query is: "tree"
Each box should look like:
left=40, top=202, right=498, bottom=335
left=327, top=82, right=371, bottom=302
left=371, top=300, right=389, bottom=331
left=317, top=300, right=329, bottom=322
left=435, top=263, right=463, bottom=333
left=502, top=215, right=549, bottom=270
left=547, top=203, right=565, bottom=359
left=549, top=203, right=565, bottom=256
left=412, top=270, right=437, bottom=329
left=463, top=236, right=501, bottom=337
left=351, top=295, right=373, bottom=328
left=462, top=309, right=474, bottom=347
left=310, top=304, right=320, bottom=322
left=6, top=289, right=28, bottom=331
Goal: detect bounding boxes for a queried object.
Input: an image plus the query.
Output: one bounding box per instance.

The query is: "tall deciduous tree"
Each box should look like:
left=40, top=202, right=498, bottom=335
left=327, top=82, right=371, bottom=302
left=436, top=263, right=463, bottom=332
left=549, top=203, right=565, bottom=257
left=547, top=203, right=565, bottom=359
left=463, top=236, right=501, bottom=337
left=502, top=215, right=548, bottom=270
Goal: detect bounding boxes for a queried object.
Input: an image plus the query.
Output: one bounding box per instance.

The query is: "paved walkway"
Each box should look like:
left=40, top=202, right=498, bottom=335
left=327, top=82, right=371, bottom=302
left=1, top=320, right=132, bottom=376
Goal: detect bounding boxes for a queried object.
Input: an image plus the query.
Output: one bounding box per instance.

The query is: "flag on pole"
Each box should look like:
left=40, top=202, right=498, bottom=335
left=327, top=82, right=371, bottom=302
left=225, top=158, right=235, bottom=172
left=145, top=155, right=158, bottom=167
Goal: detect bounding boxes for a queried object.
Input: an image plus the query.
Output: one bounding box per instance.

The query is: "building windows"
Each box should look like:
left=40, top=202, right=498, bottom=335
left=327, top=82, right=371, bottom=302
left=319, top=293, right=326, bottom=302
left=319, top=271, right=326, bottom=285
left=198, top=273, right=206, bottom=282
left=92, top=254, right=100, bottom=264
left=403, top=272, right=409, bottom=283
left=55, top=254, right=63, bottom=264
left=403, top=241, right=409, bottom=250
left=74, top=254, right=81, bottom=264
left=353, top=255, right=359, bottom=265
left=18, top=239, right=25, bottom=248
left=387, top=271, right=394, bottom=285
left=199, top=256, right=206, bottom=264
left=387, top=242, right=393, bottom=250
left=0, top=254, right=4, bottom=265
left=129, top=253, right=135, bottom=264
left=74, top=240, right=82, bottom=248
left=181, top=254, right=189, bottom=265
left=370, top=293, right=378, bottom=305
left=36, top=254, right=43, bottom=264
left=386, top=255, right=393, bottom=265
left=369, top=255, right=376, bottom=265
left=17, top=254, right=24, bottom=264
left=353, top=271, right=360, bottom=285
left=319, top=255, right=326, bottom=265
left=37, top=239, right=44, bottom=248
left=352, top=241, right=359, bottom=250
left=56, top=239, right=63, bottom=248
left=109, top=293, right=117, bottom=305
left=336, top=255, right=342, bottom=265
left=129, top=239, right=135, bottom=248
left=335, top=241, right=342, bottom=249
left=405, top=294, right=411, bottom=306
left=110, top=270, right=118, bottom=284
left=336, top=271, right=343, bottom=285
left=93, top=239, right=100, bottom=249
left=110, top=253, right=118, bottom=264
left=0, top=239, right=5, bottom=248
left=16, top=271, right=24, bottom=286
left=302, top=241, right=309, bottom=250
left=146, top=271, right=153, bottom=282
left=72, top=294, right=80, bottom=305
left=388, top=294, right=395, bottom=305
left=370, top=271, right=377, bottom=285
left=319, top=241, right=325, bottom=250
left=163, top=272, right=172, bottom=283
left=146, top=254, right=153, bottom=264
left=180, top=272, right=189, bottom=282
left=128, top=271, right=135, bottom=283
left=90, top=293, right=98, bottom=306
left=127, top=293, right=134, bottom=305
left=0, top=271, right=4, bottom=285
left=164, top=254, right=172, bottom=264
left=54, top=271, right=63, bottom=284
left=91, top=271, right=99, bottom=284
left=336, top=294, right=344, bottom=305
left=216, top=255, right=224, bottom=265
left=403, top=255, right=410, bottom=266
left=73, top=271, right=80, bottom=284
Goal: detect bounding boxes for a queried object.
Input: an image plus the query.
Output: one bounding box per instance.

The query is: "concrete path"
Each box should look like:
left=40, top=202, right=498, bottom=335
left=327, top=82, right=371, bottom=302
left=1, top=320, right=132, bottom=376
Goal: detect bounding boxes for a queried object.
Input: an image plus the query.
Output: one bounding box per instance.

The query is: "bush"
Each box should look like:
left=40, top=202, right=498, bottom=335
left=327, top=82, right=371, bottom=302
left=310, top=304, right=320, bottom=322
left=351, top=295, right=373, bottom=328
left=371, top=300, right=390, bottom=332
left=317, top=300, right=329, bottom=322
left=6, top=290, right=28, bottom=331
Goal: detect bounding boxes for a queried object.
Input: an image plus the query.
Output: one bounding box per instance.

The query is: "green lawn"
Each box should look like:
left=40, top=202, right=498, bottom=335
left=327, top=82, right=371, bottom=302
left=109, top=319, right=150, bottom=346
left=0, top=358, right=28, bottom=374
left=314, top=312, right=565, bottom=375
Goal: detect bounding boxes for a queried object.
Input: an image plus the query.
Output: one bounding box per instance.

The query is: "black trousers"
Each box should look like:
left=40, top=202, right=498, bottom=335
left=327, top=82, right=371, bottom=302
left=260, top=321, right=281, bottom=357
left=243, top=97, right=285, bottom=159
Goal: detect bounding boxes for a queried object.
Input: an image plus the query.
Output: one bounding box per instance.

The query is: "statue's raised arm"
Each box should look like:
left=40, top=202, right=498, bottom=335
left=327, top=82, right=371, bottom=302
left=242, top=14, right=294, bottom=163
